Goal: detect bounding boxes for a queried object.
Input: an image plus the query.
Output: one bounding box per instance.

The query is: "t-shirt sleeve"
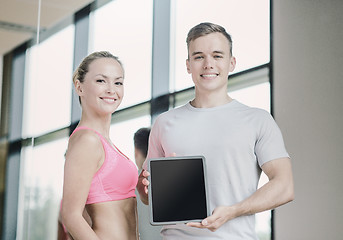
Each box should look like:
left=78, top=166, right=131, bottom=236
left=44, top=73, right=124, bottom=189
left=255, top=111, right=290, bottom=167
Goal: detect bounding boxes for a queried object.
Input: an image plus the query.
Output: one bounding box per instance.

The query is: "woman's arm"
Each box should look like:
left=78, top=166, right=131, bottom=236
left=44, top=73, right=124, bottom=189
left=61, top=131, right=103, bottom=240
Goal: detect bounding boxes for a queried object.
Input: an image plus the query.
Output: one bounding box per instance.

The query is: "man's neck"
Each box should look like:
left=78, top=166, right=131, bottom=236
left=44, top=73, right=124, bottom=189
left=190, top=93, right=233, bottom=108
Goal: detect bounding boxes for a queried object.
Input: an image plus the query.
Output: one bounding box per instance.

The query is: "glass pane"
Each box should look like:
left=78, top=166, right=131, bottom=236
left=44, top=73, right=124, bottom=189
left=229, top=82, right=270, bottom=112
left=229, top=81, right=271, bottom=240
left=18, top=138, right=67, bottom=240
left=23, top=25, right=74, bottom=137
left=110, top=115, right=151, bottom=164
left=172, top=0, right=270, bottom=90
left=91, top=0, right=153, bottom=109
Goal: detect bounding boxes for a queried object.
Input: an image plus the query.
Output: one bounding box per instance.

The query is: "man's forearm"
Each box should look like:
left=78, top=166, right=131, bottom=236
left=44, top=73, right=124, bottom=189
left=137, top=171, right=149, bottom=205
left=235, top=175, right=294, bottom=217
left=235, top=158, right=294, bottom=216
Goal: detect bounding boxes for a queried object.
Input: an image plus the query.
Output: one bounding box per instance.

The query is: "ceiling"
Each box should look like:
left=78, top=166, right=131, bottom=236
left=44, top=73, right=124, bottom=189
left=0, top=0, right=94, bottom=56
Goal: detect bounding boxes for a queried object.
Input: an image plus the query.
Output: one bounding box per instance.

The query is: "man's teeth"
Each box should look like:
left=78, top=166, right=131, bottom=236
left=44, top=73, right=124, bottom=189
left=202, top=74, right=217, bottom=77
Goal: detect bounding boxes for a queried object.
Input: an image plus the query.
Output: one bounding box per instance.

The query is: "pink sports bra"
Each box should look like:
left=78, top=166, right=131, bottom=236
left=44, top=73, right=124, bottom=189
left=70, top=126, right=138, bottom=204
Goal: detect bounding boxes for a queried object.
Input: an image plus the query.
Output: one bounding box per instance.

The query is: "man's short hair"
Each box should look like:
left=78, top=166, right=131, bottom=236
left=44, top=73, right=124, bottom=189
left=186, top=22, right=233, bottom=57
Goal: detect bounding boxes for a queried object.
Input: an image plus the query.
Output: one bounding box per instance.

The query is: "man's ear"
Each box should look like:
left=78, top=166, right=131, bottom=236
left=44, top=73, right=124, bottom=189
left=229, top=56, right=236, bottom=72
left=186, top=59, right=191, bottom=74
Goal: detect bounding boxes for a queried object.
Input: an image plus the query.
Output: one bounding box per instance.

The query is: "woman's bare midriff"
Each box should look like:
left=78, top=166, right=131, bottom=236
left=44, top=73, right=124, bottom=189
left=86, top=197, right=138, bottom=240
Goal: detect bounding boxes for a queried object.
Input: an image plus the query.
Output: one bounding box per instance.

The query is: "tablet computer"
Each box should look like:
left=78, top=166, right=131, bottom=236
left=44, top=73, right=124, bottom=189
left=147, top=156, right=210, bottom=225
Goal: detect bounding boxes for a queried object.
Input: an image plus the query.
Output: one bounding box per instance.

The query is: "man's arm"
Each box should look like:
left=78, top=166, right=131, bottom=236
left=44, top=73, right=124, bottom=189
left=136, top=170, right=150, bottom=205
left=187, top=157, right=294, bottom=231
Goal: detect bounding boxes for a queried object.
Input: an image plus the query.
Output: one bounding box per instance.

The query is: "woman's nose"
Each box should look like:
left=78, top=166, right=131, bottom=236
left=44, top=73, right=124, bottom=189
left=106, top=83, right=116, bottom=94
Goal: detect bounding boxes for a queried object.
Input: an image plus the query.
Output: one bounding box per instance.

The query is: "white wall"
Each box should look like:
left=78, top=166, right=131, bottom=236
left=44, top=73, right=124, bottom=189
left=273, top=0, right=343, bottom=239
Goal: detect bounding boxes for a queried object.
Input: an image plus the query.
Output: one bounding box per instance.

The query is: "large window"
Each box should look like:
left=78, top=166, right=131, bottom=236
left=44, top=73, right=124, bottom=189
left=17, top=24, right=74, bottom=239
left=171, top=0, right=270, bottom=91
left=22, top=25, right=74, bottom=138
left=91, top=0, right=153, bottom=109
left=17, top=137, right=68, bottom=240
left=110, top=115, right=151, bottom=163
left=3, top=1, right=273, bottom=239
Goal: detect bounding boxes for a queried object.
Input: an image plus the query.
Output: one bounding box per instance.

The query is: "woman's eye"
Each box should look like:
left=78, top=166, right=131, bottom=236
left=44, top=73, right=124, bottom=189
left=96, top=79, right=105, bottom=83
left=115, top=82, right=123, bottom=86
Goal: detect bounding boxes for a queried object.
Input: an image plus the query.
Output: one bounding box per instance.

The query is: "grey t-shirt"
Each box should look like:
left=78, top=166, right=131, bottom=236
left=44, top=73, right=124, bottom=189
left=144, top=100, right=289, bottom=240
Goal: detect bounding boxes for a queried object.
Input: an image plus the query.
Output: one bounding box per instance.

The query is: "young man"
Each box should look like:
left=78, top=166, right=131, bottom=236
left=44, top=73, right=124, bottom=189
left=137, top=22, right=294, bottom=239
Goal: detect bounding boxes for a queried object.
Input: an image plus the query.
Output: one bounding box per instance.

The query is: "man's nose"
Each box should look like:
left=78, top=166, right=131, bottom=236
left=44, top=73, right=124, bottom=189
left=203, top=58, right=214, bottom=69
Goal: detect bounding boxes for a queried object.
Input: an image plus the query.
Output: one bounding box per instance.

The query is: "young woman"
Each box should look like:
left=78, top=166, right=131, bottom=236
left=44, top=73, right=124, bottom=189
left=61, top=51, right=139, bottom=240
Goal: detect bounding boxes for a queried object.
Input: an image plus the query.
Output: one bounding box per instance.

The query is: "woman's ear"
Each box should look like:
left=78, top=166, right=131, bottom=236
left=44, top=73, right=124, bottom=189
left=74, top=80, right=83, bottom=96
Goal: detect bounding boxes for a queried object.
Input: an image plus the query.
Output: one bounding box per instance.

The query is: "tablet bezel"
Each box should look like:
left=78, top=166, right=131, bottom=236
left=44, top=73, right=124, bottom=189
left=147, top=155, right=210, bottom=226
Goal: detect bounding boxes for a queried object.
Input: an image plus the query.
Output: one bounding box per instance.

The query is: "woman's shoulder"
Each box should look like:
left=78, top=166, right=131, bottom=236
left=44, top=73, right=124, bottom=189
left=67, top=128, right=103, bottom=157
left=71, top=127, right=101, bottom=143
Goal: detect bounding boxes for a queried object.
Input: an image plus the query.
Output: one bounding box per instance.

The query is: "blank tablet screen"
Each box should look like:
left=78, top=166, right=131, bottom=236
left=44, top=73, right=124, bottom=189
left=148, top=156, right=209, bottom=225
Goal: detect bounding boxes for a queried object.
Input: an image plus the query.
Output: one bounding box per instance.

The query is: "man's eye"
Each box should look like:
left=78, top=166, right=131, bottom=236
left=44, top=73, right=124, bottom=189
left=214, top=55, right=223, bottom=58
left=194, top=56, right=203, bottom=60
left=115, top=82, right=123, bottom=85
